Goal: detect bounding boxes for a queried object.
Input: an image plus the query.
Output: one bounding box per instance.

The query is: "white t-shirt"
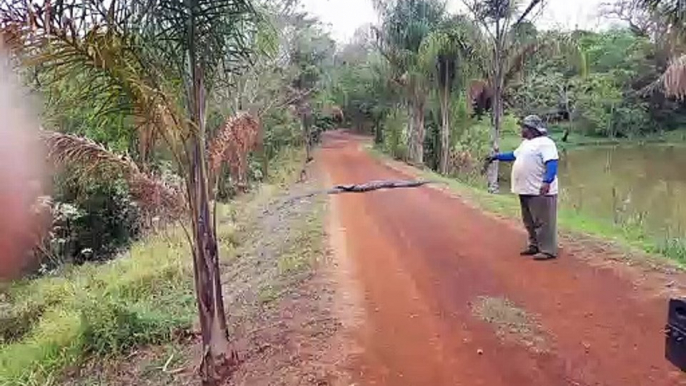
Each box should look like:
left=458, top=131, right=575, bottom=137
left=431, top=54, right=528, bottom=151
left=511, top=136, right=559, bottom=196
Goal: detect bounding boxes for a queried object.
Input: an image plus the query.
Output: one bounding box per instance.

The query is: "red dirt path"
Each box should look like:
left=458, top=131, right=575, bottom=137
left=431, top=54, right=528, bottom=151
left=320, top=131, right=686, bottom=386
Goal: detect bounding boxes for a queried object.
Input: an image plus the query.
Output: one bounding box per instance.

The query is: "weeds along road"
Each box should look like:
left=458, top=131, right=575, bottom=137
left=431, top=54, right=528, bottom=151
left=320, top=130, right=686, bottom=386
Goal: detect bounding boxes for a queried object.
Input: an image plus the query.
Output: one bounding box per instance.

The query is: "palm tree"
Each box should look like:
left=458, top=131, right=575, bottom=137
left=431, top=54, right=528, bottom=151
left=1, top=1, right=261, bottom=384
left=641, top=0, right=686, bottom=97
left=418, top=16, right=483, bottom=174
left=642, top=0, right=686, bottom=27
left=462, top=0, right=545, bottom=193
left=288, top=22, right=336, bottom=160
left=375, top=0, right=445, bottom=164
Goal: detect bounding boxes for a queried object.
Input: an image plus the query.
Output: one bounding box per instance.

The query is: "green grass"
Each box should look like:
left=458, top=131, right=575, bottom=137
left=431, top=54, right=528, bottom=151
left=257, top=205, right=325, bottom=305
left=279, top=208, right=324, bottom=275
left=656, top=238, right=686, bottom=264
left=265, top=147, right=307, bottom=187
left=0, top=147, right=310, bottom=386
left=0, top=232, right=195, bottom=386
left=498, top=125, right=686, bottom=153
left=367, top=146, right=686, bottom=266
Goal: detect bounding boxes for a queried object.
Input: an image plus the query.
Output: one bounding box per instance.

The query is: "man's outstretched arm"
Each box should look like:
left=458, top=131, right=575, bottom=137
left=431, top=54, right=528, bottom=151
left=492, top=152, right=516, bottom=162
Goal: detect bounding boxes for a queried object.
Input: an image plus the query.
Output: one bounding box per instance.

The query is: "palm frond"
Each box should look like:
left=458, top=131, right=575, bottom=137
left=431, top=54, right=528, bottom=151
left=664, top=54, right=686, bottom=98
left=40, top=129, right=139, bottom=175
left=417, top=29, right=450, bottom=71
left=40, top=130, right=185, bottom=219
left=142, top=0, right=263, bottom=93
left=642, top=0, right=686, bottom=28
left=207, top=111, right=261, bottom=186
left=503, top=40, right=545, bottom=85
left=2, top=0, right=189, bottom=164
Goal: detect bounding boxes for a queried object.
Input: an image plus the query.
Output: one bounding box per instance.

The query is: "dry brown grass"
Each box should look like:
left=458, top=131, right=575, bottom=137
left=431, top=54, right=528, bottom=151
left=471, top=296, right=548, bottom=353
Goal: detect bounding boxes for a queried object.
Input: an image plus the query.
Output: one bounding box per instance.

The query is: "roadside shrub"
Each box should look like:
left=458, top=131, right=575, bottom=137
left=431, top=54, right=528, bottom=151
left=382, top=107, right=409, bottom=160
left=262, top=110, right=301, bottom=160
left=450, top=119, right=491, bottom=176
left=314, top=113, right=336, bottom=131
left=40, top=172, right=141, bottom=267
left=501, top=113, right=520, bottom=137
left=215, top=113, right=301, bottom=202
left=423, top=111, right=440, bottom=171
left=655, top=237, right=686, bottom=264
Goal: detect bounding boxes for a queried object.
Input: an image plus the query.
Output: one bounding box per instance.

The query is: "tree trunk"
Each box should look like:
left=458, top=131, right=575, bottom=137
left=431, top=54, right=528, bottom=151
left=488, top=82, right=503, bottom=193
left=374, top=116, right=383, bottom=145
left=439, top=69, right=451, bottom=175
left=302, top=112, right=312, bottom=161
left=407, top=103, right=415, bottom=162
left=186, top=3, right=234, bottom=383
left=488, top=23, right=505, bottom=194
left=411, top=96, right=425, bottom=165
left=188, top=65, right=235, bottom=386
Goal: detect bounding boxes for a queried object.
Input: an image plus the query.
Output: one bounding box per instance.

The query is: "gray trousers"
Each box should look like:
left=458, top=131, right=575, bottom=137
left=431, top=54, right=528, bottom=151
left=519, top=195, right=558, bottom=256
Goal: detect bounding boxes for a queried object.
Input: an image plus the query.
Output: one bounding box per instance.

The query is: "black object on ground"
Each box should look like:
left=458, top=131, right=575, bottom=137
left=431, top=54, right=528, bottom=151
left=326, top=180, right=437, bottom=194
left=270, top=180, right=443, bottom=213
left=666, top=298, right=686, bottom=371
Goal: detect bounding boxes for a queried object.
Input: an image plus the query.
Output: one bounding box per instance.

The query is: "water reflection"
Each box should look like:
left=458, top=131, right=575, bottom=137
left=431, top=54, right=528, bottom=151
left=557, top=145, right=686, bottom=238
left=497, top=145, right=686, bottom=238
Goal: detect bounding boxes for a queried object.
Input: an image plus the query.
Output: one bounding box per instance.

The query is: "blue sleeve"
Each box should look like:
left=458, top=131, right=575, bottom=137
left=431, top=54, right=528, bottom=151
left=544, top=159, right=558, bottom=183
left=495, top=152, right=516, bottom=162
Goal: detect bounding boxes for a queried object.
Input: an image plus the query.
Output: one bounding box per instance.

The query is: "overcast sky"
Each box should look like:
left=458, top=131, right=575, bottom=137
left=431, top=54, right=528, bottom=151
left=299, top=0, right=619, bottom=43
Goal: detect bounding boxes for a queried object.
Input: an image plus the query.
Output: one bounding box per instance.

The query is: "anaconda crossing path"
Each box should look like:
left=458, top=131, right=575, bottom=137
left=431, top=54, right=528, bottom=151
left=320, top=130, right=686, bottom=386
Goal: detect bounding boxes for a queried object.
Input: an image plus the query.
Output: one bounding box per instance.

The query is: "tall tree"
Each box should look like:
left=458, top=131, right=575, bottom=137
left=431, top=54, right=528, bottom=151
left=327, top=27, right=399, bottom=139
left=419, top=16, right=481, bottom=173
left=1, top=1, right=261, bottom=384
left=642, top=0, right=686, bottom=98
left=285, top=14, right=335, bottom=160
left=375, top=0, right=445, bottom=164
left=463, top=0, right=545, bottom=193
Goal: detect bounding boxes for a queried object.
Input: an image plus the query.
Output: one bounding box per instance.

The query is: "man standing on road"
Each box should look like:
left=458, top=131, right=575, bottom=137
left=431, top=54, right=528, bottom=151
left=486, top=115, right=559, bottom=261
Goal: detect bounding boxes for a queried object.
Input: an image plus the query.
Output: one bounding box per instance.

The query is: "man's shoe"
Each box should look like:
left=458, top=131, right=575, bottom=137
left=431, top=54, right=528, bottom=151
left=520, top=246, right=539, bottom=256
left=533, top=252, right=557, bottom=261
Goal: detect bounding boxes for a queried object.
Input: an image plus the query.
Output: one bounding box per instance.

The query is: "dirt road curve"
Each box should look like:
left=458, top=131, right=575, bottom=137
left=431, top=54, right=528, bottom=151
left=320, top=131, right=686, bottom=386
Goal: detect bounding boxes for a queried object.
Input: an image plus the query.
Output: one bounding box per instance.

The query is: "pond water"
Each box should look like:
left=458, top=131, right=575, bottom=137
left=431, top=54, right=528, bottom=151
left=557, top=145, right=686, bottom=239
left=498, top=144, right=686, bottom=239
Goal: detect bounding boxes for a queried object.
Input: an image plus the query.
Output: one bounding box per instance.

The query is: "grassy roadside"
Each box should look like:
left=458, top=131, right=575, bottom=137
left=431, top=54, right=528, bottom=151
left=499, top=127, right=686, bottom=152
left=0, top=148, right=310, bottom=386
left=367, top=146, right=686, bottom=267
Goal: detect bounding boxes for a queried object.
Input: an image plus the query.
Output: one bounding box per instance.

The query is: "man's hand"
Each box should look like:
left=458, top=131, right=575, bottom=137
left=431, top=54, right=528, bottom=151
left=540, top=182, right=550, bottom=196
left=481, top=156, right=495, bottom=175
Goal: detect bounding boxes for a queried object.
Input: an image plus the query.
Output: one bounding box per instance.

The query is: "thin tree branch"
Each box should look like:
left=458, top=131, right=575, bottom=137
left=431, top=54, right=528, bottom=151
left=514, top=0, right=545, bottom=26
left=461, top=0, right=496, bottom=40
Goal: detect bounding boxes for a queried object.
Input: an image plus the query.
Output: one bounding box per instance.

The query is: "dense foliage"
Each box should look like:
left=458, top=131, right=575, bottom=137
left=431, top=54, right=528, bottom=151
left=1, top=0, right=340, bottom=383
left=1, top=0, right=340, bottom=269
left=324, top=0, right=686, bottom=183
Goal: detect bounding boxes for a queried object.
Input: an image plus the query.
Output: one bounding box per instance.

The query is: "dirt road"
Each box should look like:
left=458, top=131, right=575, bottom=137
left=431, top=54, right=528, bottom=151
left=320, top=131, right=686, bottom=386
